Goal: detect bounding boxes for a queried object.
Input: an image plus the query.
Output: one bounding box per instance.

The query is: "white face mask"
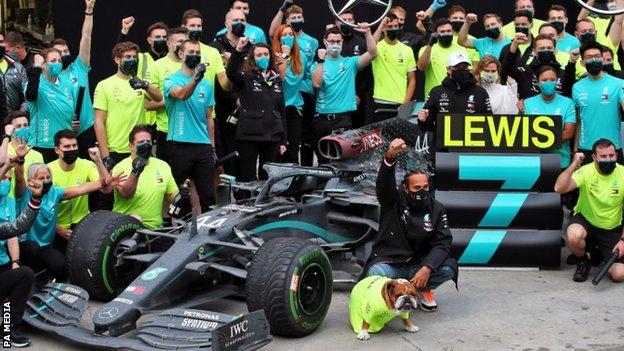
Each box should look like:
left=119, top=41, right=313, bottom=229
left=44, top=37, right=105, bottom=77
left=480, top=71, right=498, bottom=85
left=327, top=43, right=342, bottom=56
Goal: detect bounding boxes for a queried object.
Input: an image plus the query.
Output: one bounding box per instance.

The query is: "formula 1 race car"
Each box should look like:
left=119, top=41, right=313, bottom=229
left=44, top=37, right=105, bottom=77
left=25, top=106, right=427, bottom=350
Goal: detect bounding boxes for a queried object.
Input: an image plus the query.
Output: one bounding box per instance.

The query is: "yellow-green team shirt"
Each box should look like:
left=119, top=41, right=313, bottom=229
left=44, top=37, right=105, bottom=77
left=589, top=16, right=621, bottom=71
left=48, top=158, right=99, bottom=229
left=419, top=42, right=470, bottom=99
left=501, top=18, right=546, bottom=40
left=7, top=143, right=43, bottom=198
left=148, top=56, right=183, bottom=133
left=572, top=163, right=624, bottom=230
left=349, top=275, right=408, bottom=333
left=93, top=75, right=148, bottom=154
left=112, top=157, right=178, bottom=229
left=200, top=43, right=226, bottom=87
left=372, top=40, right=416, bottom=104
left=138, top=52, right=157, bottom=126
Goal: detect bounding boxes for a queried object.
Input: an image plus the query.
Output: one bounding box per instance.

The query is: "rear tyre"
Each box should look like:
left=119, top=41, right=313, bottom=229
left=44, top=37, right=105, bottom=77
left=245, top=238, right=332, bottom=337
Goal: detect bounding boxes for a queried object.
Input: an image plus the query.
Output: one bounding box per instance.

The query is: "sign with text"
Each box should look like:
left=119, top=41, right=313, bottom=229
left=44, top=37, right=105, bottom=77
left=437, top=114, right=562, bottom=152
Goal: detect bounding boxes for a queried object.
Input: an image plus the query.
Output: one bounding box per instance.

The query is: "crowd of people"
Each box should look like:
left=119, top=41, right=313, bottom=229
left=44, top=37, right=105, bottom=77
left=1, top=0, right=624, bottom=346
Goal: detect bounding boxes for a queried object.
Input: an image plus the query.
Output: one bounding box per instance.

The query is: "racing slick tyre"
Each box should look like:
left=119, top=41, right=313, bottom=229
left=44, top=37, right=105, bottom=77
left=67, top=210, right=145, bottom=301
left=246, top=238, right=332, bottom=337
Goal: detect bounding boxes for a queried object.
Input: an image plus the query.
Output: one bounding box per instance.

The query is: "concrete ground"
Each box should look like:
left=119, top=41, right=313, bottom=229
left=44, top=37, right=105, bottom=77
left=24, top=248, right=624, bottom=351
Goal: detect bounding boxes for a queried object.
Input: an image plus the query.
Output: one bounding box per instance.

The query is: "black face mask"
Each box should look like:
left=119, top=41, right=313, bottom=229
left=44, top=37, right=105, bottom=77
left=0, top=45, right=5, bottom=58
left=62, top=149, right=79, bottom=165
left=386, top=28, right=401, bottom=41
left=340, top=23, right=353, bottom=37
left=551, top=20, right=565, bottom=34
left=136, top=141, right=152, bottom=159
left=120, top=58, right=138, bottom=76
left=451, top=21, right=464, bottom=33
left=290, top=20, right=304, bottom=32
left=598, top=160, right=616, bottom=174
left=185, top=54, right=201, bottom=69
left=153, top=39, right=168, bottom=54
left=61, top=54, right=74, bottom=70
left=438, top=34, right=453, bottom=47
left=188, top=28, right=203, bottom=41
left=451, top=69, right=473, bottom=84
left=42, top=179, right=53, bottom=196
left=485, top=27, right=500, bottom=39
left=536, top=50, right=555, bottom=64
left=406, top=188, right=429, bottom=210
left=585, top=60, right=603, bottom=76
left=231, top=22, right=246, bottom=37
left=580, top=32, right=596, bottom=44
left=515, top=26, right=530, bottom=36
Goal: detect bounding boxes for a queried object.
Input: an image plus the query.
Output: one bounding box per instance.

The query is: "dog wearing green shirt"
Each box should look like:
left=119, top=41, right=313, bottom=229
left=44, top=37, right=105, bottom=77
left=349, top=275, right=419, bottom=340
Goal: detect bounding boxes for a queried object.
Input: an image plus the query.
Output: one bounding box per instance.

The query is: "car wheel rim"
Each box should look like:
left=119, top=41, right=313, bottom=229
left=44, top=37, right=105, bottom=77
left=297, top=263, right=326, bottom=316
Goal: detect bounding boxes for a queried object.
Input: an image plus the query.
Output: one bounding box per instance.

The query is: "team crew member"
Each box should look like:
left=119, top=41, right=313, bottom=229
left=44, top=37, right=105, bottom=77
left=573, top=42, right=624, bottom=164
left=312, top=25, right=376, bottom=163
left=164, top=40, right=216, bottom=211
left=273, top=24, right=306, bottom=164
left=4, top=31, right=40, bottom=70
left=227, top=38, right=286, bottom=181
left=94, top=41, right=163, bottom=171
left=112, top=125, right=179, bottom=229
left=522, top=65, right=576, bottom=169
left=547, top=5, right=580, bottom=54
left=18, top=163, right=123, bottom=281
left=474, top=55, right=518, bottom=114
left=51, top=0, right=96, bottom=159
left=0, top=32, right=28, bottom=113
left=418, top=19, right=471, bottom=99
left=370, top=14, right=416, bottom=124
left=555, top=140, right=624, bottom=283
left=5, top=112, right=44, bottom=194
left=459, top=13, right=511, bottom=60
left=444, top=5, right=479, bottom=64
left=25, top=48, right=75, bottom=163
left=366, top=138, right=456, bottom=312
left=0, top=174, right=45, bottom=348
left=47, top=130, right=108, bottom=250
left=501, top=0, right=546, bottom=39
left=214, top=0, right=267, bottom=44
left=269, top=4, right=318, bottom=165
left=602, top=46, right=624, bottom=79
left=117, top=19, right=168, bottom=132
left=147, top=27, right=188, bottom=161
left=576, top=3, right=624, bottom=69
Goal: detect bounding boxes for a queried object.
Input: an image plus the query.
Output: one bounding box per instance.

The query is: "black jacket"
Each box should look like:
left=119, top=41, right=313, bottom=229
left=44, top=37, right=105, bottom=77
left=366, top=159, right=457, bottom=276
left=501, top=44, right=575, bottom=99
left=0, top=199, right=39, bottom=240
left=226, top=50, right=286, bottom=143
left=421, top=75, right=492, bottom=132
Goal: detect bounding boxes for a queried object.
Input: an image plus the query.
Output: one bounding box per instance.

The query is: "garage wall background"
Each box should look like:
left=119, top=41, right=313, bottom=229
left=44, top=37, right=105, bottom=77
left=53, top=0, right=588, bottom=89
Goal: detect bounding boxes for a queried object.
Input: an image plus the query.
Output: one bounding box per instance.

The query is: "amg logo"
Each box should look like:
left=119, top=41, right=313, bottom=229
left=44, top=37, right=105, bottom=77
left=230, top=320, right=249, bottom=338
left=113, top=298, right=133, bottom=305
left=183, top=310, right=220, bottom=321
left=181, top=318, right=218, bottom=330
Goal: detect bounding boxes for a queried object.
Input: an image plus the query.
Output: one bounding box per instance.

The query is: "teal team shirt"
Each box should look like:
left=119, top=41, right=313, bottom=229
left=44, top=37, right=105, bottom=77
left=0, top=196, right=17, bottom=265
left=164, top=70, right=215, bottom=144
left=27, top=76, right=75, bottom=148
left=297, top=32, right=319, bottom=94
left=472, top=37, right=511, bottom=59
left=284, top=55, right=306, bottom=108
left=524, top=93, right=576, bottom=168
left=573, top=74, right=624, bottom=150
left=214, top=24, right=266, bottom=44
left=60, top=57, right=94, bottom=134
left=20, top=186, right=64, bottom=248
left=314, top=56, right=360, bottom=114
left=557, top=33, right=581, bottom=54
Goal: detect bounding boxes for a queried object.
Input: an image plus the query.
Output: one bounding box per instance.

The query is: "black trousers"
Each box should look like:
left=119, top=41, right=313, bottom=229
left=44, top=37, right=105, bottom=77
left=77, top=126, right=96, bottom=160
left=370, top=101, right=401, bottom=125
left=300, top=92, right=316, bottom=167
left=216, top=117, right=239, bottom=177
left=236, top=140, right=280, bottom=182
left=19, top=241, right=67, bottom=281
left=312, top=113, right=352, bottom=164
left=97, top=151, right=130, bottom=210
left=0, top=265, right=34, bottom=326
left=281, top=106, right=302, bottom=164
left=168, top=142, right=215, bottom=211
left=33, top=147, right=57, bottom=164
left=155, top=130, right=169, bottom=163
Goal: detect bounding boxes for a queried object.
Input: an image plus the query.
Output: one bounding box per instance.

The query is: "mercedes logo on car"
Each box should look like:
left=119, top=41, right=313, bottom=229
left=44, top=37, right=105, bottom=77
left=97, top=306, right=119, bottom=319
left=574, top=0, right=624, bottom=15
left=327, top=0, right=393, bottom=27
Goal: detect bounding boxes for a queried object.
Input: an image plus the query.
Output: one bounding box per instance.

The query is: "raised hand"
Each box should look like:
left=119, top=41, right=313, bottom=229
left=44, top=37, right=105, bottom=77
left=13, top=136, right=31, bottom=159
left=121, top=16, right=135, bottom=35
left=85, top=0, right=95, bottom=13
left=236, top=37, right=249, bottom=52
left=108, top=171, right=127, bottom=187
left=466, top=13, right=478, bottom=24
left=417, top=108, right=429, bottom=122
left=354, top=22, right=371, bottom=33
left=386, top=138, right=407, bottom=159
